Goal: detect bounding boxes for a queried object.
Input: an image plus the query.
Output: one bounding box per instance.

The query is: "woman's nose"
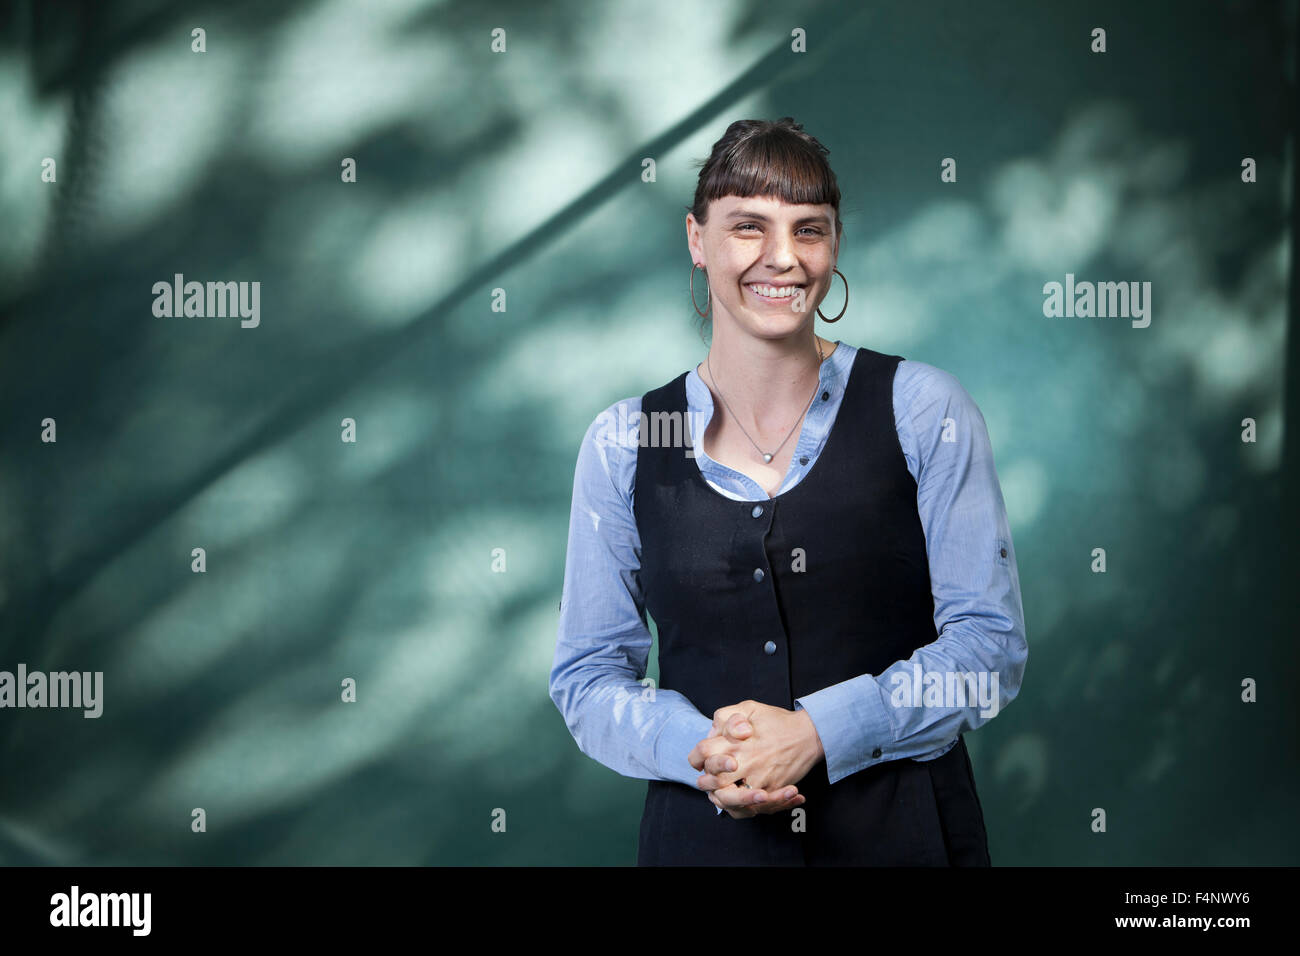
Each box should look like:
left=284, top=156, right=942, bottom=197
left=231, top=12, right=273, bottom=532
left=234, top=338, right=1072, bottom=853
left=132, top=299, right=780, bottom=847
left=763, top=231, right=798, bottom=265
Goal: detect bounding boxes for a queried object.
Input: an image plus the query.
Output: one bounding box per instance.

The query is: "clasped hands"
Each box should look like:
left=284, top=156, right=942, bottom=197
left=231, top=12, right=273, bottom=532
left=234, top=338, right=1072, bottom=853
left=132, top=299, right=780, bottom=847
left=686, top=700, right=825, bottom=819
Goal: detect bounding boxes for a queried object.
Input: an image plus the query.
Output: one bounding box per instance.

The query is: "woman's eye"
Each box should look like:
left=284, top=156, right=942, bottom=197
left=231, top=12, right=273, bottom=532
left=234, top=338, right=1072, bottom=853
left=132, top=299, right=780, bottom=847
left=735, top=223, right=822, bottom=236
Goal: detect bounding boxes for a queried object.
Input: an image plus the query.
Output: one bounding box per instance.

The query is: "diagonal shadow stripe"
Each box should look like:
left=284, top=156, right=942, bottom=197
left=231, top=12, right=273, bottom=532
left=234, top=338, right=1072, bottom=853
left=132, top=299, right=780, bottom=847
left=1, top=2, right=884, bottom=638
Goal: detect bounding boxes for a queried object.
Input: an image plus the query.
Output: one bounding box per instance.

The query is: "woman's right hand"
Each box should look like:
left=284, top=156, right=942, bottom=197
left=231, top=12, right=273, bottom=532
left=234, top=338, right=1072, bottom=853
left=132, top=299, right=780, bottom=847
left=696, top=716, right=806, bottom=819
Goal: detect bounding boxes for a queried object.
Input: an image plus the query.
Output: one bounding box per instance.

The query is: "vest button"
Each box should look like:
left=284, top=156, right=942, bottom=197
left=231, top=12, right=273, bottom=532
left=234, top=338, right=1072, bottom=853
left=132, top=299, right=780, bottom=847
left=751, top=504, right=763, bottom=518
left=799, top=457, right=808, bottom=465
left=1000, top=547, right=1007, bottom=558
left=763, top=640, right=777, bottom=655
left=872, top=748, right=882, bottom=758
left=753, top=568, right=764, bottom=582
left=821, top=390, right=829, bottom=401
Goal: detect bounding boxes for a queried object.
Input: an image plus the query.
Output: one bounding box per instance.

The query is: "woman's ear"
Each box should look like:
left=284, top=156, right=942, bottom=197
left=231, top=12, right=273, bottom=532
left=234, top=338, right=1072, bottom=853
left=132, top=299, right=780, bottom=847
left=686, top=213, right=705, bottom=259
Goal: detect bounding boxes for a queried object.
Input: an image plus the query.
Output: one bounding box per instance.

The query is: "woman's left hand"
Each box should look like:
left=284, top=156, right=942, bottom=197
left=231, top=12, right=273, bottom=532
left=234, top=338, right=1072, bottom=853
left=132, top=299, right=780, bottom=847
left=687, top=700, right=825, bottom=795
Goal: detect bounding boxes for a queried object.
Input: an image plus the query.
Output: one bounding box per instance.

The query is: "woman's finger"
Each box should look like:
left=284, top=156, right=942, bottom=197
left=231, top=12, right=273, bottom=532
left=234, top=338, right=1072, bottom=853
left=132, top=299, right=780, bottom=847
left=753, top=791, right=805, bottom=815
left=703, top=752, right=739, bottom=776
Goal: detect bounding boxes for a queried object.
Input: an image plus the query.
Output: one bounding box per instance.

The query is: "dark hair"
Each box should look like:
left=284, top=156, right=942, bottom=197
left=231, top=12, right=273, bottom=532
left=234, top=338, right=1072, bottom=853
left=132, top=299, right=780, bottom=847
left=686, top=117, right=843, bottom=337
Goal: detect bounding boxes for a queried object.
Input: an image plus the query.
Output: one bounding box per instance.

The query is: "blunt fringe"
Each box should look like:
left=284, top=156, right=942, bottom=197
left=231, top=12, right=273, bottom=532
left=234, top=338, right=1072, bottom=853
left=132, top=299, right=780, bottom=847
left=687, top=117, right=842, bottom=234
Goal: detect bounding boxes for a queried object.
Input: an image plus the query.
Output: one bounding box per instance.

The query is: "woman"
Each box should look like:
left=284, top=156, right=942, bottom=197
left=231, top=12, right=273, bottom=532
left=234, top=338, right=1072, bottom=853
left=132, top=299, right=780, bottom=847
left=549, top=117, right=1028, bottom=866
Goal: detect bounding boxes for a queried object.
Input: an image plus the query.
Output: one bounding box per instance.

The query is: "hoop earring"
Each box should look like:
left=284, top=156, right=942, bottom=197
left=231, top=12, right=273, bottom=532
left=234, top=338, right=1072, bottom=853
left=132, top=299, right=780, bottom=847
left=816, top=268, right=848, bottom=323
left=690, top=262, right=710, bottom=318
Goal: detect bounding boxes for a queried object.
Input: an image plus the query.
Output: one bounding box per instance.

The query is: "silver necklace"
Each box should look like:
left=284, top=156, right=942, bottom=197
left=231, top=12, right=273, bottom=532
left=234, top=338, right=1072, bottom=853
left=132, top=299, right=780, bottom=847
left=705, top=338, right=826, bottom=464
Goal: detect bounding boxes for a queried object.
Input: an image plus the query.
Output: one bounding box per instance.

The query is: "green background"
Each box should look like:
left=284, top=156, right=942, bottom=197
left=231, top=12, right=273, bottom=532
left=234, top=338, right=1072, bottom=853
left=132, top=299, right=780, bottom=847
left=0, top=0, right=1296, bottom=865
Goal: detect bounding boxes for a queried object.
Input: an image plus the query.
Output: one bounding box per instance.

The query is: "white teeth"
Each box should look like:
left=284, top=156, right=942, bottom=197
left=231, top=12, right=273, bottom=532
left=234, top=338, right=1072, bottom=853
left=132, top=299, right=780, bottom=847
left=748, top=284, right=800, bottom=298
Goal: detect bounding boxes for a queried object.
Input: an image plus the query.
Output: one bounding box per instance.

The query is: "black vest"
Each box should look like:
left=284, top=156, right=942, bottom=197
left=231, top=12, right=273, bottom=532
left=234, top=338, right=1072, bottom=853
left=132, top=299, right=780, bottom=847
left=632, top=346, right=990, bottom=866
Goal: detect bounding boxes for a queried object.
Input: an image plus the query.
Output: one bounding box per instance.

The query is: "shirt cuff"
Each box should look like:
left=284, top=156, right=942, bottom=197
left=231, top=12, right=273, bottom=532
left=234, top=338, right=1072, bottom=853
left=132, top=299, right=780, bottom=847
left=795, top=674, right=894, bottom=785
left=654, top=708, right=715, bottom=789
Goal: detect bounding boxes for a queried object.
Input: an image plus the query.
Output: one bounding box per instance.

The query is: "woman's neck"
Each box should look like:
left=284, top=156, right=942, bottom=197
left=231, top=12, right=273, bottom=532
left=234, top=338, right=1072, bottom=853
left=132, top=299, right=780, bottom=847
left=697, top=331, right=834, bottom=429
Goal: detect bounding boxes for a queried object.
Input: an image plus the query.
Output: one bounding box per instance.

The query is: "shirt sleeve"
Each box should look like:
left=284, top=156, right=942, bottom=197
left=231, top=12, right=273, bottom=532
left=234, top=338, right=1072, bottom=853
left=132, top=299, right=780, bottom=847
left=549, top=399, right=715, bottom=790
left=793, top=361, right=1029, bottom=785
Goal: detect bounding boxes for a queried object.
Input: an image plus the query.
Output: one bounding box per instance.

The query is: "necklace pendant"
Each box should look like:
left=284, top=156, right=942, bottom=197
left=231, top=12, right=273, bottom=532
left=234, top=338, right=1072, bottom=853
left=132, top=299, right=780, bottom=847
left=762, top=453, right=773, bottom=463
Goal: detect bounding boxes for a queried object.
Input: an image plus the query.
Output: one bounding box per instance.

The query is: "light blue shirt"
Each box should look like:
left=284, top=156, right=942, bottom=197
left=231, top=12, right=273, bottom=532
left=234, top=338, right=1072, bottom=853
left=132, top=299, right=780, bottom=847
left=549, top=340, right=1028, bottom=812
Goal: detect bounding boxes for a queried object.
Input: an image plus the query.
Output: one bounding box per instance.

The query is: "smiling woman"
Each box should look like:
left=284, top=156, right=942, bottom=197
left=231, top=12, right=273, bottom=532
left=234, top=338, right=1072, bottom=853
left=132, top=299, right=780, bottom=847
left=685, top=122, right=843, bottom=347
left=550, top=117, right=1028, bottom=866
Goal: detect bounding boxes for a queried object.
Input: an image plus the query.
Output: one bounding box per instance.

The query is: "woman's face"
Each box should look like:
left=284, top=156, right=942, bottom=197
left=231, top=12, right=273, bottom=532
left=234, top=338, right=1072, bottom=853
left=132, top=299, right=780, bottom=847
left=687, top=193, right=839, bottom=341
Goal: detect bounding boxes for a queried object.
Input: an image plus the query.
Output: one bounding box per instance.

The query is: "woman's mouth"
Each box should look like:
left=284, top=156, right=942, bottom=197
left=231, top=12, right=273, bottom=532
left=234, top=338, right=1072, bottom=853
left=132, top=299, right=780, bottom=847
left=746, top=283, right=806, bottom=302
